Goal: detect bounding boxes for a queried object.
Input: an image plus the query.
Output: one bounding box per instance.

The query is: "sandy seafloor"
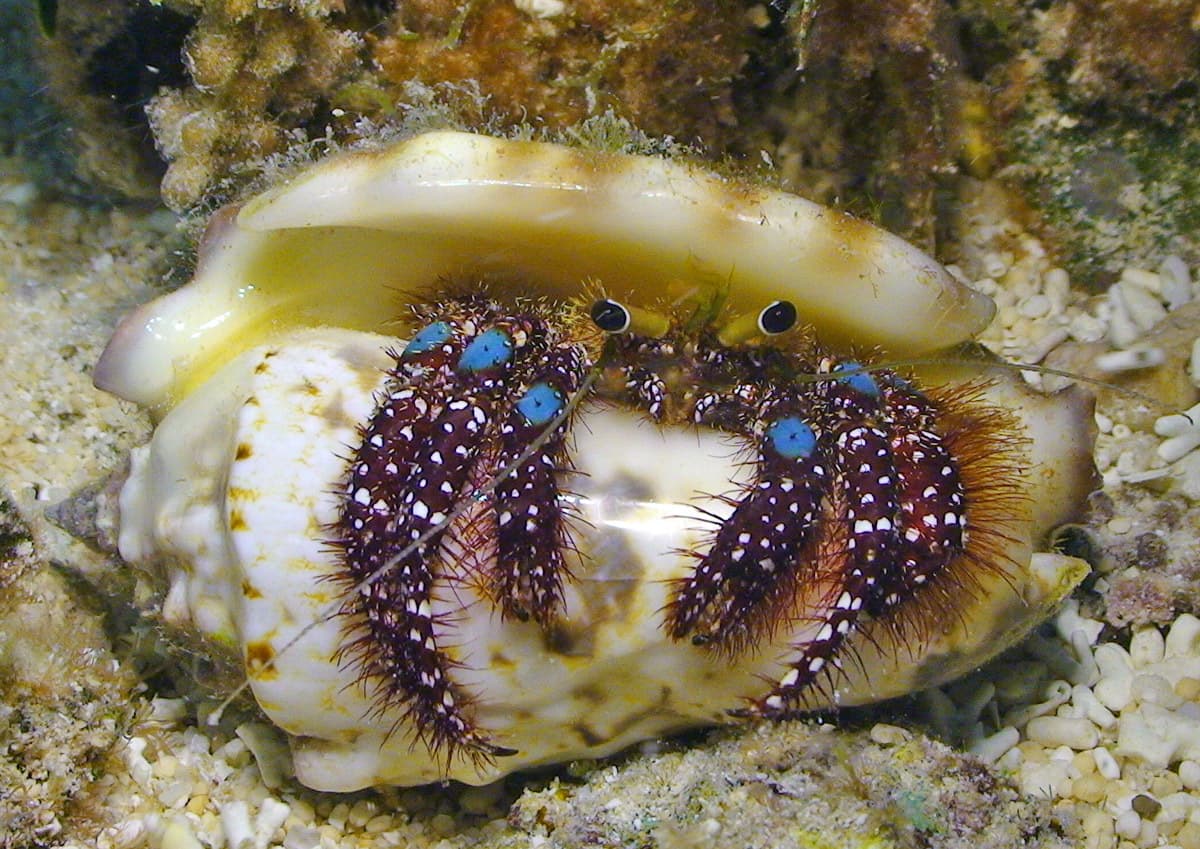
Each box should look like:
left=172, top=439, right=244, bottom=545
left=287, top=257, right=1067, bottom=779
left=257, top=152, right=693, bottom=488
left=1, top=148, right=1200, bottom=849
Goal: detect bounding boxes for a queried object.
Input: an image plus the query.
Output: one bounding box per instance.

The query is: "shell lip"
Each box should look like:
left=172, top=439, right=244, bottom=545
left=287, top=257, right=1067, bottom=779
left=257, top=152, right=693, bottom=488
left=93, top=131, right=994, bottom=414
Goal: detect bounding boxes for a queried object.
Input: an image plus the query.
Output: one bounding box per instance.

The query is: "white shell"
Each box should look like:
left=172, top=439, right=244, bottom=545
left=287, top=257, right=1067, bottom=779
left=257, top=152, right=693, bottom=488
left=116, top=324, right=1091, bottom=789
left=94, top=131, right=994, bottom=412
left=94, top=131, right=1093, bottom=790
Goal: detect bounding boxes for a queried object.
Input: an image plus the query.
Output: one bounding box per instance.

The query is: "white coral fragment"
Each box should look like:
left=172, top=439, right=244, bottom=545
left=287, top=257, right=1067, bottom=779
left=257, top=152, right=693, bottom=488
left=1156, top=402, right=1200, bottom=463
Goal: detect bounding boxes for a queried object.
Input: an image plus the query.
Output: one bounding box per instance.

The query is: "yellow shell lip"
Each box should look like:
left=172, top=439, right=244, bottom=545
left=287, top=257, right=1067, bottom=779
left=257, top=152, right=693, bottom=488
left=94, top=130, right=994, bottom=413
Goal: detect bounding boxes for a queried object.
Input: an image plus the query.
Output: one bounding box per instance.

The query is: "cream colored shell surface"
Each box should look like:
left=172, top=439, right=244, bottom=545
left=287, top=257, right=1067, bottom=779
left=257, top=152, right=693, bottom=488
left=94, top=131, right=994, bottom=413
left=116, top=326, right=1090, bottom=790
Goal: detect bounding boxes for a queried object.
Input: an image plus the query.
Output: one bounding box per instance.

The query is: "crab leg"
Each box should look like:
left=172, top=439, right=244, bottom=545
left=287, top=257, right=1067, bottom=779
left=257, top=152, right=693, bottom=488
left=739, top=368, right=895, bottom=714
left=334, top=311, right=533, bottom=760
left=666, top=389, right=830, bottom=654
left=874, top=377, right=969, bottom=620
left=489, top=345, right=589, bottom=626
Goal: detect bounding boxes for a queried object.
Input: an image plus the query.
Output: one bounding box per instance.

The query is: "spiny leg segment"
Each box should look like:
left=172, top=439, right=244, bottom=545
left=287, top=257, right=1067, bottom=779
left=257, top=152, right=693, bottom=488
left=667, top=386, right=828, bottom=657
left=332, top=290, right=1021, bottom=762
left=331, top=297, right=591, bottom=762
left=489, top=345, right=589, bottom=625
left=589, top=295, right=1006, bottom=720
left=666, top=353, right=1003, bottom=719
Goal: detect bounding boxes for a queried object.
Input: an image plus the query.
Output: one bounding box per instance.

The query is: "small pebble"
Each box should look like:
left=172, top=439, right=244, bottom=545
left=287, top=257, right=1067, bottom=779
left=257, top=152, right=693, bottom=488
left=1167, top=617, right=1200, bottom=658
left=1019, top=294, right=1051, bottom=319
left=1044, top=267, right=1071, bottom=305
left=1158, top=256, right=1193, bottom=308
left=1179, top=760, right=1200, bottom=790
left=1072, top=772, right=1108, bottom=804
left=326, top=802, right=349, bottom=830
left=1153, top=772, right=1185, bottom=798
left=1116, top=713, right=1176, bottom=768
left=970, top=727, right=1019, bottom=765
left=1116, top=810, right=1142, bottom=840
left=1130, top=627, right=1166, bottom=668
left=161, top=819, right=205, bottom=849
left=869, top=723, right=911, bottom=746
left=1132, top=794, right=1163, bottom=818
left=983, top=252, right=1010, bottom=278
left=1080, top=807, right=1116, bottom=849
left=431, top=813, right=458, bottom=837
left=149, top=698, right=189, bottom=723
left=347, top=799, right=377, bottom=829
left=1121, top=267, right=1163, bottom=294
left=1096, top=347, right=1166, bottom=373
left=1117, top=279, right=1169, bottom=332
left=220, top=801, right=254, bottom=849
left=1070, top=312, right=1107, bottom=343
left=282, top=826, right=321, bottom=849
left=1158, top=790, right=1199, bottom=823
left=1132, top=674, right=1184, bottom=709
left=1176, top=822, right=1200, bottom=849
left=1107, top=516, right=1134, bottom=535
left=363, top=814, right=394, bottom=834
left=1095, top=747, right=1122, bottom=780
left=1074, top=685, right=1118, bottom=729
left=1025, top=715, right=1099, bottom=750
left=154, top=754, right=179, bottom=779
left=257, top=799, right=291, bottom=844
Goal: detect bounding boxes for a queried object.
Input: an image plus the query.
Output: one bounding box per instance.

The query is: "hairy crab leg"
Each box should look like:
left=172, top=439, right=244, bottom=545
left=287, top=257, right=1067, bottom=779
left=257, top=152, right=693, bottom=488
left=666, top=388, right=830, bottom=655
left=488, top=345, right=590, bottom=626
left=735, top=365, right=902, bottom=716
left=333, top=307, right=546, bottom=761
left=876, top=376, right=968, bottom=613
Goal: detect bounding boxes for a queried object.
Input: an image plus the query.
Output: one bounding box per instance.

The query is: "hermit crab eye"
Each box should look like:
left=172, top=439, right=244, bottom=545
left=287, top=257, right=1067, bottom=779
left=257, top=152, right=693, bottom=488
left=758, top=300, right=797, bottom=336
left=591, top=299, right=631, bottom=333
left=590, top=299, right=671, bottom=338
left=716, top=300, right=799, bottom=346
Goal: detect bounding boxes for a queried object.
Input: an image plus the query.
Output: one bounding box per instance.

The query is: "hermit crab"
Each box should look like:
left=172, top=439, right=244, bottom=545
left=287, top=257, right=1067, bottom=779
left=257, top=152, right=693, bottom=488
left=82, top=131, right=1095, bottom=789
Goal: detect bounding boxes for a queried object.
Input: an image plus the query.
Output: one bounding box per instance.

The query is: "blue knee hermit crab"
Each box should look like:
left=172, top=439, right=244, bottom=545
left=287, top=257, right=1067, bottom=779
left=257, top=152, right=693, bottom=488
left=88, top=131, right=1096, bottom=789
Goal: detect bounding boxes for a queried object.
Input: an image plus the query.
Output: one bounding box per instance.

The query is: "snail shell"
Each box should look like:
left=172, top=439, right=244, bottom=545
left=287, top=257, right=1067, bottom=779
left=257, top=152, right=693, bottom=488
left=89, top=132, right=1094, bottom=789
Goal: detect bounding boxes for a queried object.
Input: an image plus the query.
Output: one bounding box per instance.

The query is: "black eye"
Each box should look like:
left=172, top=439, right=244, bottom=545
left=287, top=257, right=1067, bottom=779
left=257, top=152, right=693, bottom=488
left=758, top=300, right=797, bottom=335
left=591, top=299, right=632, bottom=333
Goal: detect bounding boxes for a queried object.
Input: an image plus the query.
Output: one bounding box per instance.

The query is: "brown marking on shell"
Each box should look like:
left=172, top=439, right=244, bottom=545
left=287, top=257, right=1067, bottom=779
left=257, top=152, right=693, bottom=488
left=246, top=641, right=279, bottom=680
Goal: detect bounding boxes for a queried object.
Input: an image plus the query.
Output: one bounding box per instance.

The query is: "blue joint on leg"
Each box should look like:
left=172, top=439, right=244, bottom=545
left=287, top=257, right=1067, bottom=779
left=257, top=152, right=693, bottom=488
left=516, top=382, right=565, bottom=427
left=833, top=361, right=880, bottom=397
left=765, top=416, right=816, bottom=459
left=402, top=321, right=452, bottom=358
left=457, top=328, right=514, bottom=373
